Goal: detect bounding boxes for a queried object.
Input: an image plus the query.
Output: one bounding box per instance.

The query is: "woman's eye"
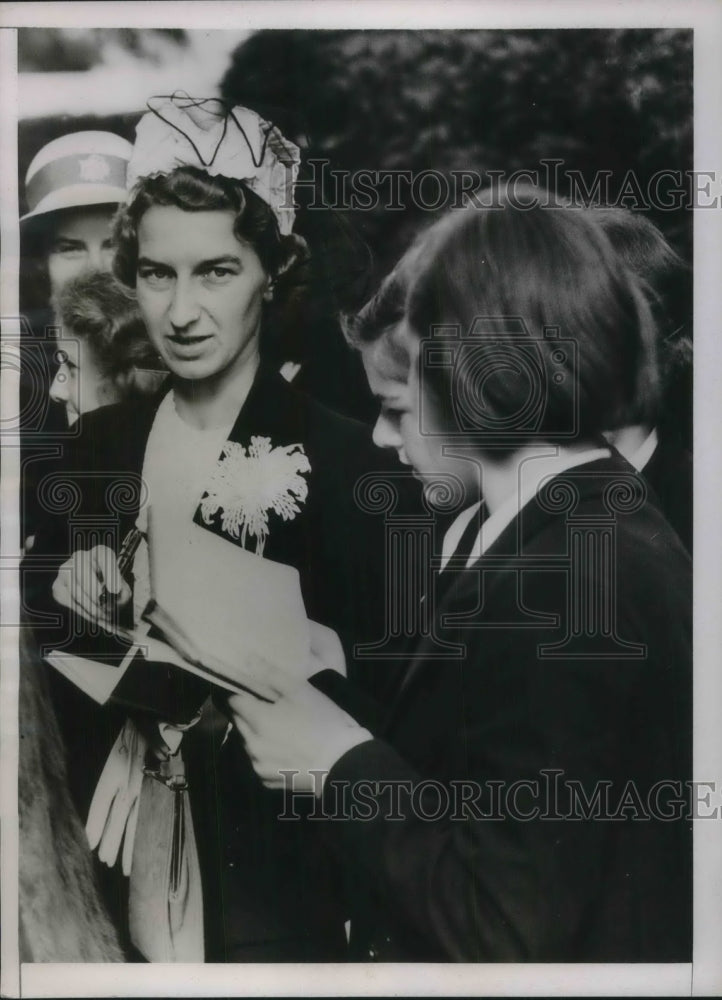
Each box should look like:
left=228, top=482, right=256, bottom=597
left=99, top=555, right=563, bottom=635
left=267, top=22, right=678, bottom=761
left=203, top=267, right=235, bottom=283
left=138, top=267, right=172, bottom=288
left=51, top=243, right=84, bottom=258
left=382, top=407, right=405, bottom=423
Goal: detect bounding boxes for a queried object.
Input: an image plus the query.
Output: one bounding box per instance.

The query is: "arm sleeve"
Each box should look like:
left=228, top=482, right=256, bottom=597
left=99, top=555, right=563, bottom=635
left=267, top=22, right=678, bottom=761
left=317, top=613, right=687, bottom=962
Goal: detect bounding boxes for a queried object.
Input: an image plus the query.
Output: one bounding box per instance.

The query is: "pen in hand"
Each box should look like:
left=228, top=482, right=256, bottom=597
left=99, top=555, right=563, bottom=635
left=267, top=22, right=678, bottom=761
left=98, top=527, right=143, bottom=609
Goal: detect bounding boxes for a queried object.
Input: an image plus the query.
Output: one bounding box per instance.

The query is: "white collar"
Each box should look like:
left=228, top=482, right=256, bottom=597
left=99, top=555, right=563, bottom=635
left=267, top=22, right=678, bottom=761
left=440, top=447, right=612, bottom=572
left=439, top=500, right=484, bottom=572
left=628, top=427, right=659, bottom=472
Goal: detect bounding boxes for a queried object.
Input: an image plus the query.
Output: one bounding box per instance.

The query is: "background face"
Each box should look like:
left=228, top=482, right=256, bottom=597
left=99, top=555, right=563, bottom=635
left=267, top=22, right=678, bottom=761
left=135, top=206, right=270, bottom=386
left=46, top=205, right=117, bottom=296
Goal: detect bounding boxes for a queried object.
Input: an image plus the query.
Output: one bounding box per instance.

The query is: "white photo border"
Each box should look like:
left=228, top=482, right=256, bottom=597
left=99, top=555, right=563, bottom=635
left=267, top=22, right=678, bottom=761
left=1, top=2, right=720, bottom=997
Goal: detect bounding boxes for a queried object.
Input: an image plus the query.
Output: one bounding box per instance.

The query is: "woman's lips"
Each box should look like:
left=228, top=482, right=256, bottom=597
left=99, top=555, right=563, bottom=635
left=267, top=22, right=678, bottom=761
left=165, top=334, right=213, bottom=356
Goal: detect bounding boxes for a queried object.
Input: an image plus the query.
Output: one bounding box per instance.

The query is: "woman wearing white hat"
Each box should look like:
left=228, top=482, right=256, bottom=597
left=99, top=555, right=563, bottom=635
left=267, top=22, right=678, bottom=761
left=20, top=130, right=135, bottom=541
left=29, top=95, right=399, bottom=962
left=21, top=130, right=133, bottom=296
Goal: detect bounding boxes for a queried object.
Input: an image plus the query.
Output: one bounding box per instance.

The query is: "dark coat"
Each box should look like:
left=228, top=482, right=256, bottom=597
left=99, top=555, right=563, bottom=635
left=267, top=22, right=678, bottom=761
left=642, top=429, right=692, bottom=553
left=24, top=364, right=409, bottom=961
left=322, top=455, right=692, bottom=962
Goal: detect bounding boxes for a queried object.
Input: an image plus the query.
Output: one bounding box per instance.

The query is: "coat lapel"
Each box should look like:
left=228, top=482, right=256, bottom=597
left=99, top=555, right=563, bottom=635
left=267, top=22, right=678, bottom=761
left=386, top=454, right=647, bottom=720
left=190, top=365, right=314, bottom=558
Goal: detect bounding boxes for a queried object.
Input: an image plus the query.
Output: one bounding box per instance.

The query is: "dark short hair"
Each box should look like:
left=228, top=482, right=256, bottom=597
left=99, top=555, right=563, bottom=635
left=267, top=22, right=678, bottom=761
left=54, top=270, right=162, bottom=393
left=112, top=166, right=309, bottom=362
left=341, top=267, right=408, bottom=349
left=406, top=185, right=660, bottom=455
left=592, top=207, right=685, bottom=294
left=340, top=220, right=452, bottom=380
left=341, top=216, right=454, bottom=350
left=593, top=206, right=692, bottom=394
left=340, top=266, right=412, bottom=380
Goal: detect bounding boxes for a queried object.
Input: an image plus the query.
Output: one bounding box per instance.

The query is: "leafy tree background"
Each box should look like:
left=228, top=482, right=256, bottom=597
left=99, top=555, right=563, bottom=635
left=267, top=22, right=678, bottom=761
left=219, top=29, right=692, bottom=420
left=220, top=29, right=692, bottom=292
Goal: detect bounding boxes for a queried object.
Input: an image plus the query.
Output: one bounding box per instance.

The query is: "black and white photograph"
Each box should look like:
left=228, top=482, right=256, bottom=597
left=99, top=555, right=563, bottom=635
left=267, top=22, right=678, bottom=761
left=1, top=2, right=721, bottom=996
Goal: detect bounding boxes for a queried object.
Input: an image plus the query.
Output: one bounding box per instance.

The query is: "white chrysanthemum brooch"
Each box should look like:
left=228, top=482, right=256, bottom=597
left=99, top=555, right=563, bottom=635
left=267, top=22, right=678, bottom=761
left=199, top=436, right=311, bottom=555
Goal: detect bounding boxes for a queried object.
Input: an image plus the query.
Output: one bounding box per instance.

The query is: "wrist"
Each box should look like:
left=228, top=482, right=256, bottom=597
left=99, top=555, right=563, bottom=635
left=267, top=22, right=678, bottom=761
left=316, top=727, right=372, bottom=796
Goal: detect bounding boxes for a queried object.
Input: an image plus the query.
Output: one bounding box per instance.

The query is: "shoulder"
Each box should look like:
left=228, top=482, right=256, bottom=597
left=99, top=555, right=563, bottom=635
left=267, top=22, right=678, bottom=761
left=447, top=484, right=690, bottom=647
left=65, top=392, right=163, bottom=473
left=260, top=368, right=393, bottom=478
left=76, top=384, right=164, bottom=433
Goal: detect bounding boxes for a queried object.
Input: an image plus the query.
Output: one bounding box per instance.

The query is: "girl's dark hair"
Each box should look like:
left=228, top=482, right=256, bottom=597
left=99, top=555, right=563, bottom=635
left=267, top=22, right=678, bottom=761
left=406, top=185, right=660, bottom=457
left=593, top=206, right=692, bottom=395
left=340, top=219, right=452, bottom=380
left=112, top=166, right=309, bottom=362
left=55, top=270, right=163, bottom=397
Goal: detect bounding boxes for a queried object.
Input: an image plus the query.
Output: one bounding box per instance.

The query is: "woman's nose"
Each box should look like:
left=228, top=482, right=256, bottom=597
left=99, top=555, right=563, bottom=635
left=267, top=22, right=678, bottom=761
left=169, top=278, right=201, bottom=329
left=87, top=241, right=111, bottom=272
left=49, top=364, right=69, bottom=403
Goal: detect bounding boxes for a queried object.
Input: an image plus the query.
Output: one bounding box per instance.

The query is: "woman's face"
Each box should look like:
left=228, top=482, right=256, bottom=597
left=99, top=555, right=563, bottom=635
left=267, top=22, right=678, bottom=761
left=135, top=206, right=271, bottom=386
left=46, top=206, right=116, bottom=296
left=49, top=333, right=116, bottom=425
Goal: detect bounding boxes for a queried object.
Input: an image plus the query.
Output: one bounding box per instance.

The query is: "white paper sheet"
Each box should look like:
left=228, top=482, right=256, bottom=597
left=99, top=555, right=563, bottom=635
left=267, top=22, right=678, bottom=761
left=149, top=515, right=310, bottom=684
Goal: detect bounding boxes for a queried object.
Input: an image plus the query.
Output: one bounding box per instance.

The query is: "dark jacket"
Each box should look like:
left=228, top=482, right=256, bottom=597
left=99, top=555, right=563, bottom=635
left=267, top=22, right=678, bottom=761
left=24, top=364, right=408, bottom=961
left=641, top=429, right=692, bottom=553
left=322, top=455, right=692, bottom=962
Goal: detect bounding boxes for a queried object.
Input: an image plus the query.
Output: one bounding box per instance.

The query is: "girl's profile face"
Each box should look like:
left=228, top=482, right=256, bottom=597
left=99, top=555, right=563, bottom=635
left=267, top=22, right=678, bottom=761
left=403, top=351, right=480, bottom=497
left=135, top=206, right=271, bottom=387
left=362, top=334, right=479, bottom=499
left=49, top=333, right=115, bottom=426
left=362, top=337, right=414, bottom=461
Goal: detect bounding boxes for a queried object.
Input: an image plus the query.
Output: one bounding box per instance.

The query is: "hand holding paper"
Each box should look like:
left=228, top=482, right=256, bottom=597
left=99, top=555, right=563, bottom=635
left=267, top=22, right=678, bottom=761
left=308, top=620, right=347, bottom=677
left=229, top=681, right=372, bottom=793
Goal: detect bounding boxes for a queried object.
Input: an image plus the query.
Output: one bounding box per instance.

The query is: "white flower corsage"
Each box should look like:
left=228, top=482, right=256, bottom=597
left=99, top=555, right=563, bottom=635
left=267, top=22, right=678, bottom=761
left=199, top=436, right=311, bottom=555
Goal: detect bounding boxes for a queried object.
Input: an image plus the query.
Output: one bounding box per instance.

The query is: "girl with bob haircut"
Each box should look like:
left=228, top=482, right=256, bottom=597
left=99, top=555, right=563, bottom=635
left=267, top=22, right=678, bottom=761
left=31, top=95, right=395, bottom=963
left=230, top=186, right=692, bottom=963
left=405, top=189, right=660, bottom=456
